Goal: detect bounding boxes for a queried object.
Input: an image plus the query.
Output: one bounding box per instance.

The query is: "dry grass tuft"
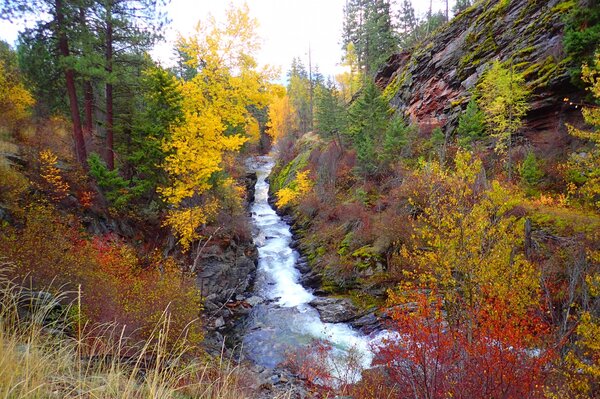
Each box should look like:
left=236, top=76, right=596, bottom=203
left=0, top=263, right=274, bottom=399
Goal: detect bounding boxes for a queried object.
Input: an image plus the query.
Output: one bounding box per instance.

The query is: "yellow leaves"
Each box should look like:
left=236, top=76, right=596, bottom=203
left=245, top=115, right=261, bottom=144
left=161, top=5, right=272, bottom=249
left=276, top=170, right=314, bottom=208
left=267, top=90, right=298, bottom=142
left=0, top=162, right=29, bottom=217
left=0, top=62, right=34, bottom=131
left=39, top=149, right=69, bottom=202
left=454, top=150, right=482, bottom=185
left=336, top=43, right=362, bottom=102
left=163, top=199, right=219, bottom=251
left=405, top=152, right=538, bottom=318
left=555, top=312, right=600, bottom=398
left=477, top=61, right=530, bottom=155
left=565, top=53, right=600, bottom=209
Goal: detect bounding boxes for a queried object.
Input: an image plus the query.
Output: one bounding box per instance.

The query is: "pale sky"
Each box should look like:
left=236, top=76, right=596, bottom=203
left=0, top=0, right=455, bottom=82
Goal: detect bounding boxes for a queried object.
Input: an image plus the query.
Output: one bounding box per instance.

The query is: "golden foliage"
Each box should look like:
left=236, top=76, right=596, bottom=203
left=336, top=43, right=362, bottom=102
left=400, top=151, right=539, bottom=319
left=160, top=4, right=273, bottom=249
left=276, top=169, right=314, bottom=208
left=566, top=53, right=600, bottom=209
left=0, top=62, right=34, bottom=132
left=38, top=149, right=70, bottom=202
left=266, top=90, right=298, bottom=143
left=162, top=199, right=219, bottom=251
left=0, top=162, right=28, bottom=217
left=477, top=61, right=530, bottom=155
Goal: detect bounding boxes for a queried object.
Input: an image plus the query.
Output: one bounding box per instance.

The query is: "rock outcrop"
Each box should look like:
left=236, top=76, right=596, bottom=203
left=309, top=296, right=359, bottom=323
left=376, top=0, right=580, bottom=158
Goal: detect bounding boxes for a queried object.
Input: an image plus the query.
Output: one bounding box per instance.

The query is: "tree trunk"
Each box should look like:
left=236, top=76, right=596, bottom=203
left=105, top=6, right=115, bottom=170
left=56, top=0, right=87, bottom=166
left=79, top=7, right=94, bottom=142
left=84, top=80, right=93, bottom=138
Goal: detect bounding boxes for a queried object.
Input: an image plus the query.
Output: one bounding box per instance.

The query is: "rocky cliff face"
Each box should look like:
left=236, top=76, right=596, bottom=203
left=376, top=0, right=580, bottom=158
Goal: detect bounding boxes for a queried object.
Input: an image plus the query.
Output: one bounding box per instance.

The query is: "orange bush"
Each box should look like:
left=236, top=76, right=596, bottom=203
left=0, top=204, right=201, bottom=345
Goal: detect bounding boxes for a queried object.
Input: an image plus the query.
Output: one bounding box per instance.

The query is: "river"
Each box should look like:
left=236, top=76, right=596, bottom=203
left=242, top=156, right=384, bottom=384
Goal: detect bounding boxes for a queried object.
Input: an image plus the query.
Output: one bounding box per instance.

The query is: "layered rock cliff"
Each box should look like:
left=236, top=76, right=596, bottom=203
left=376, top=0, right=581, bottom=158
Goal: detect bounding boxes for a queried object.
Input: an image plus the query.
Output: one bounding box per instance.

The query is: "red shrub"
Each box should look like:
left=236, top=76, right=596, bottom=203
left=362, top=292, right=554, bottom=399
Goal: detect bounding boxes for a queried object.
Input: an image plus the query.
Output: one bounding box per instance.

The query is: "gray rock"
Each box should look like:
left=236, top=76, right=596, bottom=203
left=295, top=261, right=311, bottom=274
left=246, top=295, right=265, bottom=307
left=309, top=297, right=359, bottom=323
left=214, top=316, right=225, bottom=329
left=350, top=312, right=380, bottom=334
left=300, top=271, right=321, bottom=288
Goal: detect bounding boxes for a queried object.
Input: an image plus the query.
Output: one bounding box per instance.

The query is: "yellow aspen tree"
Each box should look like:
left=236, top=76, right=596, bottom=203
left=39, top=149, right=70, bottom=202
left=477, top=61, right=530, bottom=180
left=0, top=62, right=34, bottom=132
left=160, top=4, right=272, bottom=250
left=336, top=43, right=362, bottom=103
left=266, top=86, right=298, bottom=143
left=403, top=151, right=539, bottom=321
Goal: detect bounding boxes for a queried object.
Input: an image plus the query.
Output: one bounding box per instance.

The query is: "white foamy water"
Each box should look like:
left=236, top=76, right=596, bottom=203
left=242, top=156, right=386, bottom=383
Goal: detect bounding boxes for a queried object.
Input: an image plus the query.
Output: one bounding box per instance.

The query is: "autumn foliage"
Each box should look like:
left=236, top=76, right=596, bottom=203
left=352, top=292, right=553, bottom=399
left=0, top=204, right=202, bottom=345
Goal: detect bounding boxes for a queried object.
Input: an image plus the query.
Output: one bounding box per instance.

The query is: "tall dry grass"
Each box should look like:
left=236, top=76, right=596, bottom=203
left=0, top=263, right=288, bottom=399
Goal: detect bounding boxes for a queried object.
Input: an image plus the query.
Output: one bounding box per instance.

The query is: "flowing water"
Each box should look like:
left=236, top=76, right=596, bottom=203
left=242, top=156, right=384, bottom=383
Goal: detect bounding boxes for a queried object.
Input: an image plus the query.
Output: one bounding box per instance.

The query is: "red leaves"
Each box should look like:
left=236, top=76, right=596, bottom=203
left=368, top=292, right=554, bottom=399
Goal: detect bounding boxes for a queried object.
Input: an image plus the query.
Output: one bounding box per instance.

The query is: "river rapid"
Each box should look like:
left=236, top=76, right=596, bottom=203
left=242, top=156, right=385, bottom=384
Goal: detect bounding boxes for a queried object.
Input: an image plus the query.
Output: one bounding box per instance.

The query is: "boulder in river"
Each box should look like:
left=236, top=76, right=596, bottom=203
left=309, top=296, right=359, bottom=323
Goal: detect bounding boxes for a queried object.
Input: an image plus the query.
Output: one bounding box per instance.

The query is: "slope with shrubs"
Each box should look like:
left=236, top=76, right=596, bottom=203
left=267, top=2, right=600, bottom=396
left=0, top=264, right=272, bottom=399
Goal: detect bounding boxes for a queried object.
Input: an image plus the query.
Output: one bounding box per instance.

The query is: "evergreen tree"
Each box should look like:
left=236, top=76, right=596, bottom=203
left=91, top=0, right=168, bottom=170
left=287, top=57, right=312, bottom=133
left=315, top=78, right=346, bottom=139
left=348, top=81, right=389, bottom=176
left=2, top=0, right=89, bottom=165
left=381, top=114, right=411, bottom=166
left=16, top=32, right=66, bottom=117
left=563, top=0, right=600, bottom=85
left=519, top=151, right=544, bottom=190
left=457, top=96, right=486, bottom=148
left=398, top=0, right=419, bottom=48
left=342, top=0, right=397, bottom=76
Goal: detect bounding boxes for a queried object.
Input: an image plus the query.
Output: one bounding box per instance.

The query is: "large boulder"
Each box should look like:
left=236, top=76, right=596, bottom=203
left=309, top=296, right=359, bottom=323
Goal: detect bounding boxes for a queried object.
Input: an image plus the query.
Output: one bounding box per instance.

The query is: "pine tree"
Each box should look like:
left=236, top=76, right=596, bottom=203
left=315, top=79, right=346, bottom=139
left=287, top=58, right=312, bottom=133
left=2, top=0, right=88, bottom=166
left=453, top=0, right=472, bottom=14
left=348, top=81, right=389, bottom=176
left=519, top=151, right=544, bottom=190
left=342, top=0, right=397, bottom=76
left=92, top=0, right=167, bottom=170
left=457, top=96, right=486, bottom=148
left=398, top=0, right=419, bottom=48
left=381, top=115, right=411, bottom=167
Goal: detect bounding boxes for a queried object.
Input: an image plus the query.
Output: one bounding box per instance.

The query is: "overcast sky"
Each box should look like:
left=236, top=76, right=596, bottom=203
left=0, top=0, right=455, bottom=82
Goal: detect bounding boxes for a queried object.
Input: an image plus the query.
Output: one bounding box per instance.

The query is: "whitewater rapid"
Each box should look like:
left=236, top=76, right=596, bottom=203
left=242, top=156, right=384, bottom=383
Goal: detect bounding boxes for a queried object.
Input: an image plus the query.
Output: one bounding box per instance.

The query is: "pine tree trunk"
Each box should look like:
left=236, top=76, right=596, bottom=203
left=56, top=0, right=87, bottom=166
left=79, top=7, right=94, bottom=142
left=105, top=14, right=114, bottom=170
left=84, top=80, right=93, bottom=138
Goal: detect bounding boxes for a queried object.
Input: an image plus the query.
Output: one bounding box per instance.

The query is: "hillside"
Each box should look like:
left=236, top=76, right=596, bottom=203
left=0, top=0, right=598, bottom=398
